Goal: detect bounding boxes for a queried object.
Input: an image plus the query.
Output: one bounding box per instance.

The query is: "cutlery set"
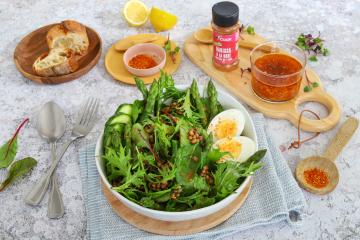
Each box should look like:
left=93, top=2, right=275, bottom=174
left=24, top=98, right=99, bottom=218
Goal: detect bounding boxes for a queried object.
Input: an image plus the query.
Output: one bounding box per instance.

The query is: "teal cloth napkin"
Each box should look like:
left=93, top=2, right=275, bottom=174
left=79, top=113, right=306, bottom=240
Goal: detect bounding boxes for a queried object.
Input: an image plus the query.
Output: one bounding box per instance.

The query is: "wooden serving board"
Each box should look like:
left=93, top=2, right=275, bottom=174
left=102, top=178, right=252, bottom=235
left=14, top=23, right=102, bottom=84
left=184, top=33, right=341, bottom=132
left=105, top=33, right=181, bottom=85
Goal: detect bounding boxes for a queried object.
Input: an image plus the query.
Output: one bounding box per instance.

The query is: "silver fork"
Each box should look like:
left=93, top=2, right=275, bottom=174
left=25, top=98, right=100, bottom=207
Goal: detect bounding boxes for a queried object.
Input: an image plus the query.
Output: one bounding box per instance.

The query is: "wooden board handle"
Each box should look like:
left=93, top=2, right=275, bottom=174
left=286, top=90, right=342, bottom=132
left=322, top=117, right=359, bottom=161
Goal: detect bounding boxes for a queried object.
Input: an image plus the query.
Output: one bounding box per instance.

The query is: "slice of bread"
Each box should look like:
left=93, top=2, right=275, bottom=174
left=47, top=20, right=89, bottom=55
left=33, top=48, right=79, bottom=77
left=32, top=20, right=89, bottom=77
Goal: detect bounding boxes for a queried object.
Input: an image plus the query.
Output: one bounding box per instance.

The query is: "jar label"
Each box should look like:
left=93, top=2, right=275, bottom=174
left=213, top=31, right=239, bottom=65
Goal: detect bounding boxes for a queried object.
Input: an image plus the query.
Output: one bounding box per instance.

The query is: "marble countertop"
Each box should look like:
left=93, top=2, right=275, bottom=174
left=1, top=0, right=359, bottom=239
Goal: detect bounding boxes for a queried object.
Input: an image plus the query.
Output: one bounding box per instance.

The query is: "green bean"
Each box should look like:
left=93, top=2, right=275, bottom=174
left=190, top=80, right=207, bottom=127
left=139, top=80, right=158, bottom=121
left=135, top=77, right=148, bottom=99
left=207, top=81, right=219, bottom=119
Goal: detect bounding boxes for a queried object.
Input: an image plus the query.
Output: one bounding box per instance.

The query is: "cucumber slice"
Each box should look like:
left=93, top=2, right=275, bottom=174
left=115, top=104, right=132, bottom=115
left=109, top=113, right=132, bottom=125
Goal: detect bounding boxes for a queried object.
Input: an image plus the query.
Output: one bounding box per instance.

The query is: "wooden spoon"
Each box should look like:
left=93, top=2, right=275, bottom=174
left=295, top=117, right=359, bottom=195
left=115, top=35, right=159, bottom=52
left=193, top=28, right=271, bottom=52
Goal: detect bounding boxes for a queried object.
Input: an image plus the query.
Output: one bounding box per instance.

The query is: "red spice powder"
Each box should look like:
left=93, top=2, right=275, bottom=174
left=304, top=168, right=329, bottom=188
left=128, top=54, right=158, bottom=69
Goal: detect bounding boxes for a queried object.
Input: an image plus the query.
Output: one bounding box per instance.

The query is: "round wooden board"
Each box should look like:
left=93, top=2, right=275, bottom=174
left=184, top=32, right=341, bottom=132
left=105, top=33, right=181, bottom=85
left=14, top=23, right=102, bottom=84
left=102, top=178, right=253, bottom=236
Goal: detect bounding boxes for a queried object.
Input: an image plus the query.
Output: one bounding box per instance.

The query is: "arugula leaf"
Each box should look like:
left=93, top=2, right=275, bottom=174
left=0, top=137, right=17, bottom=169
left=0, top=157, right=37, bottom=191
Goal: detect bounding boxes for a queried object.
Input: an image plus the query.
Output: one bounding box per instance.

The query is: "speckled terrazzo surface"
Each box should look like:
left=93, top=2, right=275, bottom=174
left=0, top=0, right=359, bottom=239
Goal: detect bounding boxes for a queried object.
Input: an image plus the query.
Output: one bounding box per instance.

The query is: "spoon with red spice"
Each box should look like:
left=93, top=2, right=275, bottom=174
left=295, top=117, right=358, bottom=195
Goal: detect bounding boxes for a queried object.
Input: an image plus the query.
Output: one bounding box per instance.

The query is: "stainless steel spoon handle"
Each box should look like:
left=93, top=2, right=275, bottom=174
left=47, top=142, right=64, bottom=218
left=24, top=139, right=75, bottom=205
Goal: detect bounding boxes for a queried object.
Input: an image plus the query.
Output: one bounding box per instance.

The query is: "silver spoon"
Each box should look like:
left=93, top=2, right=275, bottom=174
left=35, top=101, right=66, bottom=218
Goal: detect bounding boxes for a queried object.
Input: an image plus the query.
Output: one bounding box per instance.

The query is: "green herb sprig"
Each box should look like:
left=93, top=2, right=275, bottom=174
left=303, top=70, right=319, bottom=92
left=239, top=24, right=256, bottom=37
left=164, top=34, right=180, bottom=64
left=295, top=33, right=329, bottom=62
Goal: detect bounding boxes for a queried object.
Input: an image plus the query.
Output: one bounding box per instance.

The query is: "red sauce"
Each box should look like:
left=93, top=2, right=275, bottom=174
left=251, top=53, right=303, bottom=102
left=128, top=54, right=158, bottom=69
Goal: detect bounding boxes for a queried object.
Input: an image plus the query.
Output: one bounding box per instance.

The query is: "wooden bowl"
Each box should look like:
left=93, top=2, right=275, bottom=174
left=14, top=23, right=102, bottom=84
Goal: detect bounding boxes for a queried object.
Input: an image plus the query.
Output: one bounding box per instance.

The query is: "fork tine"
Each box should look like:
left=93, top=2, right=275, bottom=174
left=83, top=98, right=99, bottom=126
left=79, top=98, right=95, bottom=125
left=85, top=99, right=100, bottom=126
left=82, top=98, right=97, bottom=126
left=76, top=98, right=92, bottom=125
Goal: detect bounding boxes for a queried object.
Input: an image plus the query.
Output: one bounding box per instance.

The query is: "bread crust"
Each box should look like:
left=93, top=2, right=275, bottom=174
left=33, top=50, right=79, bottom=77
left=46, top=20, right=89, bottom=55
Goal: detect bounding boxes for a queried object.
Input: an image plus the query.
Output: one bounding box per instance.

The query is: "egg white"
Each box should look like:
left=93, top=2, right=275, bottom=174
left=207, top=109, right=245, bottom=142
left=214, top=136, right=256, bottom=163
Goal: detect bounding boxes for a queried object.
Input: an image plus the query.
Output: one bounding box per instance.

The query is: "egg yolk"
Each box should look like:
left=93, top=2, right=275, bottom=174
left=218, top=139, right=242, bottom=159
left=215, top=119, right=237, bottom=139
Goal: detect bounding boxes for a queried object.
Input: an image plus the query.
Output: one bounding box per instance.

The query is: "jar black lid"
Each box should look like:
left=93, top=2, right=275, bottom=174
left=212, top=1, right=239, bottom=28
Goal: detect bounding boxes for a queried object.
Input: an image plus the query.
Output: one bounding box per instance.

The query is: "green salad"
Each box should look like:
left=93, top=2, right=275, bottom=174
left=102, top=72, right=266, bottom=211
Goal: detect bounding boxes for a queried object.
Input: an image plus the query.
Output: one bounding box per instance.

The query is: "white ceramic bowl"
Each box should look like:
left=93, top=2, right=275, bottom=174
left=95, top=85, right=258, bottom=222
left=123, top=43, right=166, bottom=77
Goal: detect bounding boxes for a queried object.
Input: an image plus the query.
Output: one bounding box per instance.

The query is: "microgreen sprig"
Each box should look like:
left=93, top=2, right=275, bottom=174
left=239, top=24, right=256, bottom=39
left=295, top=33, right=329, bottom=62
left=164, top=34, right=180, bottom=64
left=303, top=70, right=319, bottom=92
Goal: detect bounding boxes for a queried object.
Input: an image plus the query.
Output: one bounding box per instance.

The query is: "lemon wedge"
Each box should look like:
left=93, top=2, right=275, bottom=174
left=150, top=7, right=177, bottom=32
left=123, top=0, right=149, bottom=27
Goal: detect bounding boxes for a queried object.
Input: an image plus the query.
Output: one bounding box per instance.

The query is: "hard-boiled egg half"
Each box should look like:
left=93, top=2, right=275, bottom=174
left=207, top=109, right=256, bottom=163
left=207, top=109, right=245, bottom=142
left=214, top=136, right=256, bottom=163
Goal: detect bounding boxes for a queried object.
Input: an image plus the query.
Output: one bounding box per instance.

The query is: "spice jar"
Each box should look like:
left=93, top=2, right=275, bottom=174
left=212, top=1, right=240, bottom=71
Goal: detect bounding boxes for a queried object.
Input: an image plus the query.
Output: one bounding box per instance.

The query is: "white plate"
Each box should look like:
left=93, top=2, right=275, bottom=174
left=95, top=85, right=258, bottom=222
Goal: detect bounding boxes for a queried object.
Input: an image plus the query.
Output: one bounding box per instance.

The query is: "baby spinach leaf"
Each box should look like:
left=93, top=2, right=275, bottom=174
left=0, top=137, right=18, bottom=169
left=174, top=144, right=201, bottom=186
left=0, top=157, right=37, bottom=192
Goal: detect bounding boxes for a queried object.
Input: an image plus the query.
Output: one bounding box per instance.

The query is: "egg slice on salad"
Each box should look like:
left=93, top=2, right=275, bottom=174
left=207, top=109, right=245, bottom=142
left=214, top=136, right=256, bottom=163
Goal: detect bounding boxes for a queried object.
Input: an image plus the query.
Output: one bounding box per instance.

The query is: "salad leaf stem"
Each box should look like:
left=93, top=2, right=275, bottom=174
left=0, top=118, right=29, bottom=169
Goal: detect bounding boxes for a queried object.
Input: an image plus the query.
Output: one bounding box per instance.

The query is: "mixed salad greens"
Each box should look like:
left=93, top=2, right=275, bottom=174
left=102, top=72, right=266, bottom=211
